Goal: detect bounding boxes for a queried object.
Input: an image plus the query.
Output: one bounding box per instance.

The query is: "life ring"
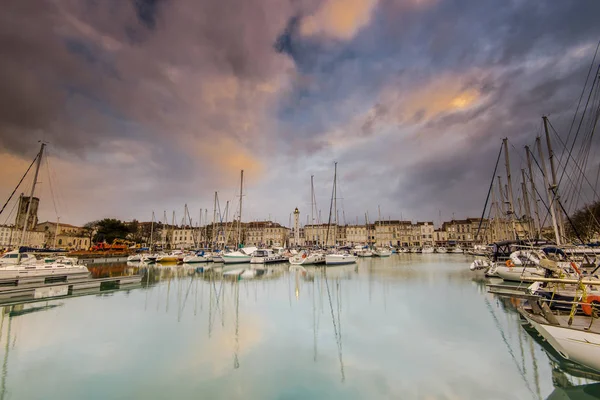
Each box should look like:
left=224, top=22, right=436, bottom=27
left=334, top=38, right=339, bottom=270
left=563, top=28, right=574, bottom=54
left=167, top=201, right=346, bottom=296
left=582, top=295, right=600, bottom=316
left=570, top=261, right=582, bottom=276
left=506, top=259, right=515, bottom=268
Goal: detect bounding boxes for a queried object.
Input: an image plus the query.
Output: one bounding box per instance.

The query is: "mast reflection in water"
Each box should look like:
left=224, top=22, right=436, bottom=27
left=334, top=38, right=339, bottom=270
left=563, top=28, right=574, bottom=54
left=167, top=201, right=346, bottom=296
left=0, top=256, right=595, bottom=399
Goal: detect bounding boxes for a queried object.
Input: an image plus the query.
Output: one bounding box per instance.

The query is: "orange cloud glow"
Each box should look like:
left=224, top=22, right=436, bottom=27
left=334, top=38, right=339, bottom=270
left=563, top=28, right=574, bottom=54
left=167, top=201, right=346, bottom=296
left=300, top=0, right=378, bottom=39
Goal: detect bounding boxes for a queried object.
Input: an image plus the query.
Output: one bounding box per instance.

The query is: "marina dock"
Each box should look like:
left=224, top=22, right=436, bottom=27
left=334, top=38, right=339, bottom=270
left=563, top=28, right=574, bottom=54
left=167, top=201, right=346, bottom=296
left=0, top=274, right=142, bottom=303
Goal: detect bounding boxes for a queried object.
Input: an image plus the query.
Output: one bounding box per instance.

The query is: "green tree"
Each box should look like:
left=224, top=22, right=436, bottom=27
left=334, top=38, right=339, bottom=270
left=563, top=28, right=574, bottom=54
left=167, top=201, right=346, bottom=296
left=91, top=218, right=131, bottom=244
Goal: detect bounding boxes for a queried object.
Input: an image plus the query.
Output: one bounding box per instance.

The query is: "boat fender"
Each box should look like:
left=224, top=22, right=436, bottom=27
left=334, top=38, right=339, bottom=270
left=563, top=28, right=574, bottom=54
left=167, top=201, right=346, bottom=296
left=506, top=259, right=515, bottom=268
left=302, top=254, right=307, bottom=259
left=582, top=295, right=600, bottom=316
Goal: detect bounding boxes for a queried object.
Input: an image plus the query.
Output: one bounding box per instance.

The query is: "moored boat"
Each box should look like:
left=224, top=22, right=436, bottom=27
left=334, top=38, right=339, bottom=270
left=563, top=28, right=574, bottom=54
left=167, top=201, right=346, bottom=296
left=325, top=253, right=357, bottom=265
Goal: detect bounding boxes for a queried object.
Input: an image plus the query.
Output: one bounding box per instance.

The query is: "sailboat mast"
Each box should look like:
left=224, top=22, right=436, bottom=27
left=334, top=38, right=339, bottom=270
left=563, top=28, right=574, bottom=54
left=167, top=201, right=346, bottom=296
left=543, top=116, right=565, bottom=240
left=150, top=211, right=155, bottom=250
left=502, top=138, right=516, bottom=240
left=311, top=175, right=314, bottom=225
left=18, top=142, right=45, bottom=261
left=212, top=192, right=217, bottom=247
left=521, top=169, right=533, bottom=238
left=237, top=170, right=244, bottom=247
left=333, top=162, right=337, bottom=247
left=536, top=136, right=561, bottom=245
left=526, top=145, right=542, bottom=237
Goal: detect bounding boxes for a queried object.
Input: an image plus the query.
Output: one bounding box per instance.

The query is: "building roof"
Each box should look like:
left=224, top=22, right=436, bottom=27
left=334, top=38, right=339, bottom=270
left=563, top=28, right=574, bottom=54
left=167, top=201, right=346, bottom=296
left=36, top=221, right=83, bottom=229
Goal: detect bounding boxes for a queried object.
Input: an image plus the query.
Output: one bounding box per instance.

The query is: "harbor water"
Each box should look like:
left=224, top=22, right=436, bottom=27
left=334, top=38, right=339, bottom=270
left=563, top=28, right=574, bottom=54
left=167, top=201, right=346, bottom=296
left=0, top=255, right=598, bottom=399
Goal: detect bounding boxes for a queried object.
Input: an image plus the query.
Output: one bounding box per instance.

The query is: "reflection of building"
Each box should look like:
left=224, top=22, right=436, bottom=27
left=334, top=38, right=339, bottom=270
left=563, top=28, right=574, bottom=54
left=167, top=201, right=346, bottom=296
left=15, top=194, right=39, bottom=230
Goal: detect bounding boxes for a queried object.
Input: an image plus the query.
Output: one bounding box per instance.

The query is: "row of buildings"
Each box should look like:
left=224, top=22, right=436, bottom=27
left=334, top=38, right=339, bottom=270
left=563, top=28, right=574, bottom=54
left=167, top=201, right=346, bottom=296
left=0, top=195, right=91, bottom=250
left=157, top=217, right=505, bottom=249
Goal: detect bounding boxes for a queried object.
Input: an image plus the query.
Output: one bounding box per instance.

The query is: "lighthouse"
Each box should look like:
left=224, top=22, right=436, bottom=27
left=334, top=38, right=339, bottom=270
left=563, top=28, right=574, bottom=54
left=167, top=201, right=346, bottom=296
left=293, top=207, right=300, bottom=247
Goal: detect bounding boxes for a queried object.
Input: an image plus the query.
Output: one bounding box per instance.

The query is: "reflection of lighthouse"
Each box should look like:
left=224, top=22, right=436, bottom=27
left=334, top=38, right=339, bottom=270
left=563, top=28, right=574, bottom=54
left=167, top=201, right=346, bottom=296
left=294, top=207, right=300, bottom=247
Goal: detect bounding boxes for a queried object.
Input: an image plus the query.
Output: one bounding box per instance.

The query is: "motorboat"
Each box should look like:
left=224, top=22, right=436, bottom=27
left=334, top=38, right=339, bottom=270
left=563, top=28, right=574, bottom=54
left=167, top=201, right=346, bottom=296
left=289, top=251, right=326, bottom=265
left=421, top=245, right=434, bottom=254
left=250, top=249, right=286, bottom=264
left=436, top=247, right=447, bottom=253
left=156, top=251, right=184, bottom=263
left=325, top=253, right=357, bottom=265
left=222, top=247, right=257, bottom=264
left=373, top=248, right=392, bottom=257
left=127, top=254, right=143, bottom=262
left=450, top=246, right=464, bottom=254
left=182, top=251, right=209, bottom=263
left=0, top=250, right=38, bottom=266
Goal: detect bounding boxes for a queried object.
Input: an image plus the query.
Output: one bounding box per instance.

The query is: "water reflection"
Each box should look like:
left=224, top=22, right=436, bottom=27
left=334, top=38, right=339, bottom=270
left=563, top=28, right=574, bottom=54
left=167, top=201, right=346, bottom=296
left=0, top=257, right=596, bottom=399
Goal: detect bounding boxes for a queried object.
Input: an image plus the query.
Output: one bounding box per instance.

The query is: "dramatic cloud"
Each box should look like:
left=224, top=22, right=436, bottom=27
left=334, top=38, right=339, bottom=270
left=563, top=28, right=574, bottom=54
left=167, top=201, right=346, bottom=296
left=0, top=0, right=599, bottom=226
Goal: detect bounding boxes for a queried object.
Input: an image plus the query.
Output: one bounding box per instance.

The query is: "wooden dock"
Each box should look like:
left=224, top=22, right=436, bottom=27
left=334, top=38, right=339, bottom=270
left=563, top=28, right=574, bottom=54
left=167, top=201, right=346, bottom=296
left=0, top=274, right=143, bottom=303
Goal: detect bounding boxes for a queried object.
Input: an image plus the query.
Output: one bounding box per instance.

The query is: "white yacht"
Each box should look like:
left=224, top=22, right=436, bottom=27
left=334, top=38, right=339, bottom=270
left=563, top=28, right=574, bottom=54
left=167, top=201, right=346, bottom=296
left=421, top=245, right=434, bottom=254
left=222, top=247, right=257, bottom=264
left=182, top=251, right=209, bottom=263
left=0, top=256, right=88, bottom=279
left=250, top=249, right=286, bottom=264
left=450, top=246, right=464, bottom=254
left=325, top=253, right=357, bottom=265
left=373, top=248, right=392, bottom=257
left=436, top=247, right=447, bottom=253
left=0, top=250, right=38, bottom=266
left=289, top=251, right=326, bottom=265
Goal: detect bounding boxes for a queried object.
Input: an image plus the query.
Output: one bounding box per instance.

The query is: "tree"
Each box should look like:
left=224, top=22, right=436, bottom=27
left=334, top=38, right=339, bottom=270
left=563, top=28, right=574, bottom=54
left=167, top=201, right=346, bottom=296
left=565, top=201, right=600, bottom=243
left=91, top=218, right=131, bottom=244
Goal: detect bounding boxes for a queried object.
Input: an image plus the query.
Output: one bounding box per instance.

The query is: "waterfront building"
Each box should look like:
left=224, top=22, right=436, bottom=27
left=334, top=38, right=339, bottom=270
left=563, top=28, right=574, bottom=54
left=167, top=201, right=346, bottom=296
left=0, top=225, right=45, bottom=249
left=433, top=229, right=448, bottom=246
left=35, top=221, right=90, bottom=250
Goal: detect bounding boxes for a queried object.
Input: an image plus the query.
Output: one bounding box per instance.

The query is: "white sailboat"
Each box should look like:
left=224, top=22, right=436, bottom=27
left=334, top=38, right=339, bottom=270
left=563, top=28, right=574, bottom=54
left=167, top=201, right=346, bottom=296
left=0, top=250, right=37, bottom=266
left=520, top=302, right=600, bottom=373
left=0, top=143, right=90, bottom=278
left=325, top=253, right=357, bottom=265
left=324, top=163, right=357, bottom=266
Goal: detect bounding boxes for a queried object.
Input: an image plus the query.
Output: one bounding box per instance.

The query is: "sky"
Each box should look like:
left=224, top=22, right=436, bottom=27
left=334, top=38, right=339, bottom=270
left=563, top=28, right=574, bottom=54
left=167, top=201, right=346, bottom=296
left=1, top=0, right=600, bottom=227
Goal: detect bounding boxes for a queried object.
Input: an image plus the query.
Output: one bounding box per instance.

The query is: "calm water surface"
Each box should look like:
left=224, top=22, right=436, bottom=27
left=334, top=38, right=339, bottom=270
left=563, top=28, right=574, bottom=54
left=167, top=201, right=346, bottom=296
left=0, top=255, right=598, bottom=399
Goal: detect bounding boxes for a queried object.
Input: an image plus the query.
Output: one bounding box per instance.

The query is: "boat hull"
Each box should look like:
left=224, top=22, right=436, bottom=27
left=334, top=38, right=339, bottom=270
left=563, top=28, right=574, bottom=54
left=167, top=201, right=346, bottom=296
left=289, top=254, right=326, bottom=265
left=325, top=254, right=357, bottom=265
left=522, top=312, right=600, bottom=373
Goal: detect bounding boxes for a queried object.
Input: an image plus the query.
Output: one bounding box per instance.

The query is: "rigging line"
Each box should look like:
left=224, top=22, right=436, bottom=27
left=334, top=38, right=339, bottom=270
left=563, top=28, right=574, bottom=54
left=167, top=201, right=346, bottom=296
left=556, top=65, right=600, bottom=190
left=476, top=143, right=503, bottom=239
left=558, top=39, right=600, bottom=167
left=0, top=154, right=38, bottom=217
left=548, top=119, right=600, bottom=230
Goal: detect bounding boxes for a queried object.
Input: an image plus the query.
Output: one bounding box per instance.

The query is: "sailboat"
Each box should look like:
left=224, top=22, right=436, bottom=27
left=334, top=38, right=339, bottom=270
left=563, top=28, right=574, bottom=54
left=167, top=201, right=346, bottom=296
left=519, top=296, right=600, bottom=373
left=0, top=143, right=89, bottom=278
left=289, top=175, right=326, bottom=265
left=324, top=163, right=356, bottom=266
